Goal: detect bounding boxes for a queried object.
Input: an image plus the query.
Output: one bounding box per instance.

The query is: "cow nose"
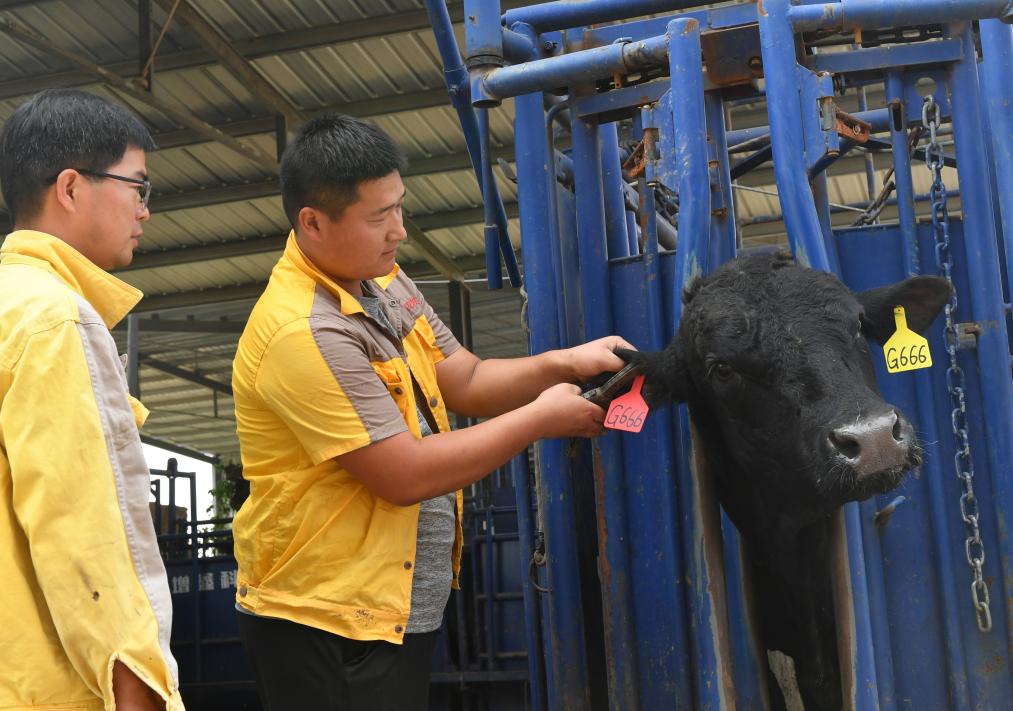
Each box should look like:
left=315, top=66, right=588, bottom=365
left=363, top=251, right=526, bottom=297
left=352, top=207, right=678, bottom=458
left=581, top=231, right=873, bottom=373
left=827, top=410, right=913, bottom=476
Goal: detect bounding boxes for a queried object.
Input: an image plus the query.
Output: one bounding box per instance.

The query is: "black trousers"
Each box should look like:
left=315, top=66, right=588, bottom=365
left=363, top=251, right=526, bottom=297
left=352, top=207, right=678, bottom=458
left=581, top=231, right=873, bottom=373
left=237, top=612, right=438, bottom=711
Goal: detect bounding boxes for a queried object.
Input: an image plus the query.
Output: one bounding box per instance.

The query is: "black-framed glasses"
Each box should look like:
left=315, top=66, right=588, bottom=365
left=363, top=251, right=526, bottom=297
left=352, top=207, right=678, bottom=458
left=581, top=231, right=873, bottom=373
left=77, top=169, right=152, bottom=209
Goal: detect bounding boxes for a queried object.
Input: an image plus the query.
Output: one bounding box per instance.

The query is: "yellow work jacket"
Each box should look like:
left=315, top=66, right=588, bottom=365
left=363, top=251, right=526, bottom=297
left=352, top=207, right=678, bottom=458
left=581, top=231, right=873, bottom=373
left=0, top=231, right=183, bottom=710
left=232, top=234, right=464, bottom=644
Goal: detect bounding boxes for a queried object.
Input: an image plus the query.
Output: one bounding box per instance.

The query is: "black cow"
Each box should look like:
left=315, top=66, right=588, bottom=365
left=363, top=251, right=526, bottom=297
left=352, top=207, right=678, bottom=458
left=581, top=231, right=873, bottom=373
left=619, top=252, right=951, bottom=711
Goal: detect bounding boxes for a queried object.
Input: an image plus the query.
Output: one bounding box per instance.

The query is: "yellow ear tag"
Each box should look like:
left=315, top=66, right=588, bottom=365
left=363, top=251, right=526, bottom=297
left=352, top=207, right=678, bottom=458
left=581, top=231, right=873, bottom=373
left=883, top=306, right=932, bottom=373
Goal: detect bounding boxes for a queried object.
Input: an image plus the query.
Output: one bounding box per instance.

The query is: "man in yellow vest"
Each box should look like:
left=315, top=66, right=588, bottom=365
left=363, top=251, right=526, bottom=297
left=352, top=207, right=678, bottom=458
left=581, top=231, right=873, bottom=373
left=232, top=114, right=627, bottom=710
left=0, top=90, right=183, bottom=710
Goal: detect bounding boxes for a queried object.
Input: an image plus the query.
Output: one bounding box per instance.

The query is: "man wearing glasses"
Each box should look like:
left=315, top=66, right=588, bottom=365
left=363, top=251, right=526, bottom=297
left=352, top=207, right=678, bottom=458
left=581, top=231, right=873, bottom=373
left=0, top=90, right=182, bottom=710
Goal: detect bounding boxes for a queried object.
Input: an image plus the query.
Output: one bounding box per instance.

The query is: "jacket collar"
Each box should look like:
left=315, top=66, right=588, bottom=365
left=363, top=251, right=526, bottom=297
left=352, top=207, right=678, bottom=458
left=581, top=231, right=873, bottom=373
left=280, top=232, right=400, bottom=316
left=0, top=230, right=142, bottom=328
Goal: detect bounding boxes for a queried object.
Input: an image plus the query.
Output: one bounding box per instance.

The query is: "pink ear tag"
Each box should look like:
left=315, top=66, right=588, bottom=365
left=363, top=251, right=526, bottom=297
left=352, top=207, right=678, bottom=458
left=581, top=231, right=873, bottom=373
left=604, top=375, right=649, bottom=434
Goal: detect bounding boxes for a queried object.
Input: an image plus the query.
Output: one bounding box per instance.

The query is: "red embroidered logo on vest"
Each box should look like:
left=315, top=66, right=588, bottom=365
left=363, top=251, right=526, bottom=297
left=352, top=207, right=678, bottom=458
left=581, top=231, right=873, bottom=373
left=403, top=296, right=421, bottom=312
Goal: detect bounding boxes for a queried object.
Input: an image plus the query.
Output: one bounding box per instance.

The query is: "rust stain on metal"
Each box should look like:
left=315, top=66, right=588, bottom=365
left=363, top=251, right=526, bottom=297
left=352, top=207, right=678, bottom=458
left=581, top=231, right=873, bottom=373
left=830, top=512, right=858, bottom=711
left=835, top=108, right=873, bottom=143
left=592, top=446, right=612, bottom=582
left=623, top=137, right=648, bottom=179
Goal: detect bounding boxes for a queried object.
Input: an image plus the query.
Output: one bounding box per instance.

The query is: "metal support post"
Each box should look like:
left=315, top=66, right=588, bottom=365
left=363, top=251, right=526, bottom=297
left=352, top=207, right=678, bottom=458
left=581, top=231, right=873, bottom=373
left=512, top=68, right=589, bottom=709
left=423, top=0, right=521, bottom=287
left=756, top=0, right=834, bottom=269
left=885, top=72, right=919, bottom=274
left=667, top=17, right=730, bottom=710
left=510, top=454, right=545, bottom=711
left=571, top=108, right=640, bottom=711
left=463, top=0, right=504, bottom=69
left=704, top=92, right=736, bottom=268
left=979, top=19, right=1013, bottom=290
left=946, top=20, right=1013, bottom=656
left=478, top=108, right=504, bottom=288
left=600, top=121, right=630, bottom=259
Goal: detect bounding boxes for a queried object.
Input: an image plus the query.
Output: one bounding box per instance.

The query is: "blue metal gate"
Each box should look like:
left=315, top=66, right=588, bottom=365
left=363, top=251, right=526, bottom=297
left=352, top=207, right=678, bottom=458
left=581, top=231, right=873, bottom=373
left=429, top=1, right=1013, bottom=708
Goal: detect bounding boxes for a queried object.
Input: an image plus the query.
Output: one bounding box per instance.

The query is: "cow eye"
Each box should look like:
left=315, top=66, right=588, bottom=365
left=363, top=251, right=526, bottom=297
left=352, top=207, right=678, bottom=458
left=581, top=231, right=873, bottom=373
left=710, top=361, right=734, bottom=382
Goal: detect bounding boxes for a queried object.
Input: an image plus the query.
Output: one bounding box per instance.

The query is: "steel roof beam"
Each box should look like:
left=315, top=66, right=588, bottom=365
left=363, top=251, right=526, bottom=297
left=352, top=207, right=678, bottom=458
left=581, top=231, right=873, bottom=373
left=0, top=1, right=534, bottom=101
left=151, top=0, right=308, bottom=128
left=132, top=250, right=519, bottom=312
left=141, top=354, right=233, bottom=396
left=152, top=88, right=450, bottom=150
left=0, top=17, right=278, bottom=171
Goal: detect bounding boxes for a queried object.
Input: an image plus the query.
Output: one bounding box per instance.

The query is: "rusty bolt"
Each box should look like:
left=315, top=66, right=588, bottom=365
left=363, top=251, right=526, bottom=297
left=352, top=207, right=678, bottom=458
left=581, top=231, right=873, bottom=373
left=748, top=56, right=763, bottom=71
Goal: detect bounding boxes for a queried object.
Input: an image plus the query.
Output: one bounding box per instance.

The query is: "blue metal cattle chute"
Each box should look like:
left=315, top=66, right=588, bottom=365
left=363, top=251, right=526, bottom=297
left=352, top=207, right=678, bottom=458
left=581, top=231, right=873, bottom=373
left=430, top=0, right=1013, bottom=708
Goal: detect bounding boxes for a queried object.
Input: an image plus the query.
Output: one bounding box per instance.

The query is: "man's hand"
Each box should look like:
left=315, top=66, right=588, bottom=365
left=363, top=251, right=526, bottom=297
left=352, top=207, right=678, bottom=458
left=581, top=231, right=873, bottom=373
left=562, top=336, right=636, bottom=382
left=530, top=383, right=606, bottom=439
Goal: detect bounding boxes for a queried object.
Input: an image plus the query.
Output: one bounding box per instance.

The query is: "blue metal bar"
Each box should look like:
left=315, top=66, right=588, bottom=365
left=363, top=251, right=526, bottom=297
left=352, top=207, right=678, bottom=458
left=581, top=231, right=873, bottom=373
left=631, top=107, right=693, bottom=709
left=502, top=25, right=536, bottom=63
left=478, top=108, right=503, bottom=288
left=582, top=3, right=759, bottom=45
left=857, top=86, right=877, bottom=203
left=947, top=19, right=1013, bottom=659
left=790, top=0, right=1013, bottom=33
left=503, top=0, right=714, bottom=33
left=980, top=19, right=1013, bottom=294
left=600, top=121, right=630, bottom=259
left=512, top=79, right=590, bottom=710
left=464, top=0, right=503, bottom=67
left=668, top=17, right=729, bottom=709
left=757, top=0, right=835, bottom=269
left=474, top=34, right=670, bottom=106
left=885, top=72, right=919, bottom=276
left=807, top=39, right=964, bottom=75
left=890, top=81, right=972, bottom=704
left=482, top=504, right=498, bottom=670
left=812, top=171, right=834, bottom=245
left=571, top=109, right=641, bottom=710
left=704, top=91, right=736, bottom=269
left=625, top=209, right=639, bottom=255
left=510, top=454, right=544, bottom=711
left=742, top=189, right=961, bottom=227
left=727, top=111, right=893, bottom=152
left=423, top=0, right=522, bottom=288
left=669, top=18, right=709, bottom=312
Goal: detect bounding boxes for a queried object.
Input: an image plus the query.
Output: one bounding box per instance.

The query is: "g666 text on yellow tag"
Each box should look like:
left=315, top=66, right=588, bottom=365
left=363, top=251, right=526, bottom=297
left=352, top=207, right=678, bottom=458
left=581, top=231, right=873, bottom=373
left=883, top=306, right=932, bottom=373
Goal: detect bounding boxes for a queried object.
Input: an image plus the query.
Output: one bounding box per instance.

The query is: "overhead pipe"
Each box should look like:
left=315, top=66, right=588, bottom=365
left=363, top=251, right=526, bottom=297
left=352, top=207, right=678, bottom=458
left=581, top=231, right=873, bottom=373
left=503, top=0, right=716, bottom=33
left=423, top=0, right=522, bottom=287
left=789, top=0, right=1013, bottom=33
left=473, top=34, right=670, bottom=107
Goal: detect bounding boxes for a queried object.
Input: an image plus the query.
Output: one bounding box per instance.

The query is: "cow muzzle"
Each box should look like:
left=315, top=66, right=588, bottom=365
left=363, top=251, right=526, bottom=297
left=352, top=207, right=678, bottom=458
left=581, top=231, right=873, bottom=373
left=825, top=409, right=915, bottom=478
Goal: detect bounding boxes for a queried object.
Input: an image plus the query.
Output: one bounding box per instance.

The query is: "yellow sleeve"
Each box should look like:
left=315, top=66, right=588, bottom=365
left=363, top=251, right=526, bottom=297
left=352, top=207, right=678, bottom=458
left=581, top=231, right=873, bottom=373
left=2, top=319, right=183, bottom=710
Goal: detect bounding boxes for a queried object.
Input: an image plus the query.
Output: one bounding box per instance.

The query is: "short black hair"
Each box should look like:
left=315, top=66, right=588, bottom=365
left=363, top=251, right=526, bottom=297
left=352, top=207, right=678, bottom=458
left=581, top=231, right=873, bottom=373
left=0, top=89, right=156, bottom=223
left=280, top=113, right=407, bottom=229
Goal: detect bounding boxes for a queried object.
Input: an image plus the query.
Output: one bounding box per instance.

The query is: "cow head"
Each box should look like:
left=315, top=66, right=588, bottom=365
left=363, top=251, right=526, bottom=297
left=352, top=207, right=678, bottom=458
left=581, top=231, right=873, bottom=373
left=621, top=252, right=951, bottom=517
left=618, top=252, right=951, bottom=710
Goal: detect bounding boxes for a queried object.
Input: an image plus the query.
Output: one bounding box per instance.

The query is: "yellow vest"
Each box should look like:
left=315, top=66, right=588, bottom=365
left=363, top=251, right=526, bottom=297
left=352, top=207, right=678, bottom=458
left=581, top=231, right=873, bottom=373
left=232, top=234, right=464, bottom=643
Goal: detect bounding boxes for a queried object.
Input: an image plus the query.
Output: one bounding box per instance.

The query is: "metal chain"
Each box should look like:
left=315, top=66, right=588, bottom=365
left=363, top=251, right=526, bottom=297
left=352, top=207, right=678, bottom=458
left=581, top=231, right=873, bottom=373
left=922, top=96, right=992, bottom=632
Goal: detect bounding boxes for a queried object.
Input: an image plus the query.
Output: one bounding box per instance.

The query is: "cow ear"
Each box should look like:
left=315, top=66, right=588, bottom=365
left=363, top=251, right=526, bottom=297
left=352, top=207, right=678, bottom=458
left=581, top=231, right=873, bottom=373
left=856, top=276, right=954, bottom=343
left=614, top=346, right=690, bottom=404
